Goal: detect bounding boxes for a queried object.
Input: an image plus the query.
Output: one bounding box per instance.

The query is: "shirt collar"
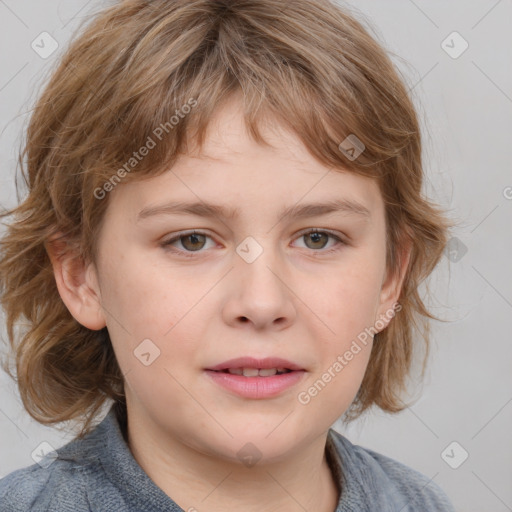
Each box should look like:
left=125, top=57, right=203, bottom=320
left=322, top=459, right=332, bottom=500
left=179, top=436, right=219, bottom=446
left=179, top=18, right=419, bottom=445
left=71, top=403, right=397, bottom=511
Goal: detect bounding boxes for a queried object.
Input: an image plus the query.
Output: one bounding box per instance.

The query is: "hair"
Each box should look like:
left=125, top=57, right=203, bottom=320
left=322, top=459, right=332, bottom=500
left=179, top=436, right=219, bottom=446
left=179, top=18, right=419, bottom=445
left=0, top=0, right=455, bottom=437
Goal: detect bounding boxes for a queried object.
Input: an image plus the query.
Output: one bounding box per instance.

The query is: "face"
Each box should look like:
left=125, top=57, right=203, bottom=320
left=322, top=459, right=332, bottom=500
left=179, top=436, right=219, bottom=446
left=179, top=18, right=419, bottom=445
left=77, top=99, right=403, bottom=465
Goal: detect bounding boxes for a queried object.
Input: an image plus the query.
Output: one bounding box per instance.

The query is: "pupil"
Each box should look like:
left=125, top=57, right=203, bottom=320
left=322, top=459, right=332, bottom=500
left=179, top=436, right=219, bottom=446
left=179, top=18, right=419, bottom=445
left=180, top=233, right=327, bottom=251
left=183, top=233, right=205, bottom=251
left=307, top=232, right=327, bottom=249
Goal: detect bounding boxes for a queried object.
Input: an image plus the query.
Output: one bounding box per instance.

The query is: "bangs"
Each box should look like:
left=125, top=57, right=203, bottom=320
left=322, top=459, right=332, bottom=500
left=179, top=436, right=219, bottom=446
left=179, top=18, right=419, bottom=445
left=54, top=0, right=414, bottom=198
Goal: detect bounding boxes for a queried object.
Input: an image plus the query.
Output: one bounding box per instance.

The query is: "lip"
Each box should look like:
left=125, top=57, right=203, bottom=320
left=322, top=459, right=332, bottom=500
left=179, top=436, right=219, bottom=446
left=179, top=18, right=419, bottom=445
left=204, top=357, right=306, bottom=399
left=205, top=356, right=304, bottom=372
left=204, top=369, right=306, bottom=399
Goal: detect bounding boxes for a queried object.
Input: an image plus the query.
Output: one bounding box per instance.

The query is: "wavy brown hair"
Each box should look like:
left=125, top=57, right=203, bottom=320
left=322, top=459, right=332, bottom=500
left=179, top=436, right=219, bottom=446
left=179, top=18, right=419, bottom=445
left=0, top=0, right=455, bottom=437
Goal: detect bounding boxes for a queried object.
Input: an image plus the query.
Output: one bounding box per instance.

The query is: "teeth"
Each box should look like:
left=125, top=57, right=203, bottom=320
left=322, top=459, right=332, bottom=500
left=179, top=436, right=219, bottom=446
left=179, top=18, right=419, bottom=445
left=258, top=368, right=277, bottom=377
left=242, top=368, right=259, bottom=377
left=225, top=368, right=287, bottom=377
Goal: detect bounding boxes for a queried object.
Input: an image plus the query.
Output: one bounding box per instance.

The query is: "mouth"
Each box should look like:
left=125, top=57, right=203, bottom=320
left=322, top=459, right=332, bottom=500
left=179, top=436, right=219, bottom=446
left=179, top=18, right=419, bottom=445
left=214, top=367, right=293, bottom=377
left=204, top=357, right=306, bottom=398
left=205, top=356, right=305, bottom=374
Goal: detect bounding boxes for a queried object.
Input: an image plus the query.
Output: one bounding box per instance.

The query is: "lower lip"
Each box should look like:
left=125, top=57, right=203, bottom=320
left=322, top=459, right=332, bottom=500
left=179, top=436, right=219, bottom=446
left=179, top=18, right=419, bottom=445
left=204, top=370, right=306, bottom=399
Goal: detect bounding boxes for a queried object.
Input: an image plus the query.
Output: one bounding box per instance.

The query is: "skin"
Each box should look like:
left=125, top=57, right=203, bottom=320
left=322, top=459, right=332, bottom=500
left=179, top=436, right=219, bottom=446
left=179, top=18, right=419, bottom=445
left=49, top=97, right=411, bottom=512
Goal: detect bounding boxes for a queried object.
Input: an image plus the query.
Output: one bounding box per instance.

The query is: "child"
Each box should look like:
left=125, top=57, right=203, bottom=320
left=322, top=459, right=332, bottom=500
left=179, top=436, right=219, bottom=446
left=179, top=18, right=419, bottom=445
left=0, top=0, right=456, bottom=510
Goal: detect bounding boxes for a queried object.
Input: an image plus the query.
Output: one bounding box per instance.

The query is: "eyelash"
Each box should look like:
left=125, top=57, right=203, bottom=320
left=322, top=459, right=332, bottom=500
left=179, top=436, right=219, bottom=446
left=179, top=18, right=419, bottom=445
left=160, top=229, right=346, bottom=258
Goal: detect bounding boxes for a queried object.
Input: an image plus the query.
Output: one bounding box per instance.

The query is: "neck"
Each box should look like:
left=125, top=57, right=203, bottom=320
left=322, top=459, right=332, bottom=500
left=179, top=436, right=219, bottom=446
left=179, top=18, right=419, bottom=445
left=124, top=408, right=340, bottom=512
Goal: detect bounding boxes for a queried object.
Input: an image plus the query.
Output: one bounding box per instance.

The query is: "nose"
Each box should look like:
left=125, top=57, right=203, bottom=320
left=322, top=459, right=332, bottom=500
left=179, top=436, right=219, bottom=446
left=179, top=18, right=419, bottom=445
left=221, top=243, right=297, bottom=331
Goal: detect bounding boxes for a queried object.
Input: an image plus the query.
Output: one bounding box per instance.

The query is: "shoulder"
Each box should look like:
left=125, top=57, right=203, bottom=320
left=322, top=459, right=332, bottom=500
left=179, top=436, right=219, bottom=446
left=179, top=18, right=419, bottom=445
left=0, top=464, right=47, bottom=512
left=0, top=442, right=102, bottom=512
left=361, top=445, right=455, bottom=511
left=0, top=459, right=82, bottom=512
left=0, top=417, right=116, bottom=512
left=328, top=428, right=456, bottom=511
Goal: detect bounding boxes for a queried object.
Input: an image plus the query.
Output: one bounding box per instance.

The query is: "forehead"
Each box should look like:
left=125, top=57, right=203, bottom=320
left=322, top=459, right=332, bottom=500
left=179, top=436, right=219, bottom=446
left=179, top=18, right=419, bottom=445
left=111, top=98, right=384, bottom=224
left=185, top=97, right=332, bottom=170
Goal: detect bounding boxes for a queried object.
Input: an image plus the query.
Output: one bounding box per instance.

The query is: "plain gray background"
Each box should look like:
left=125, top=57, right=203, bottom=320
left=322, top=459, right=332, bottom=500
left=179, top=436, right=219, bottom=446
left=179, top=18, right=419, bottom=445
left=0, top=1, right=511, bottom=511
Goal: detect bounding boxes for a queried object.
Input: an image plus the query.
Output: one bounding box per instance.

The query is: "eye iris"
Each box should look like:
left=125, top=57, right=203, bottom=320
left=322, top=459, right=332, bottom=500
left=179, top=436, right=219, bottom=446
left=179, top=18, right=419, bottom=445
left=173, top=232, right=333, bottom=252
left=305, top=232, right=328, bottom=249
left=182, top=233, right=206, bottom=251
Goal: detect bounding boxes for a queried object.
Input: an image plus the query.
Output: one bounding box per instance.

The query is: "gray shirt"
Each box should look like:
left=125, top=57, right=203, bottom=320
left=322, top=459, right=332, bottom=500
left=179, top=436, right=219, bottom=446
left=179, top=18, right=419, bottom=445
left=0, top=404, right=455, bottom=511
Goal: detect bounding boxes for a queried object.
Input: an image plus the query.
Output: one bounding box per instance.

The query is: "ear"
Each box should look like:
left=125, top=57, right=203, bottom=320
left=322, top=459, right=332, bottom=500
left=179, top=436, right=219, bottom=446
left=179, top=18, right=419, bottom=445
left=374, top=233, right=413, bottom=332
left=45, top=233, right=106, bottom=330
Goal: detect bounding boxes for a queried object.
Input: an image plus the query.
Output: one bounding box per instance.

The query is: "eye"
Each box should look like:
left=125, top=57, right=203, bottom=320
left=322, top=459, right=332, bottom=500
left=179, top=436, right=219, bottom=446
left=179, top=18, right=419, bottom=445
left=160, top=228, right=346, bottom=258
left=292, top=229, right=346, bottom=253
left=160, top=230, right=215, bottom=256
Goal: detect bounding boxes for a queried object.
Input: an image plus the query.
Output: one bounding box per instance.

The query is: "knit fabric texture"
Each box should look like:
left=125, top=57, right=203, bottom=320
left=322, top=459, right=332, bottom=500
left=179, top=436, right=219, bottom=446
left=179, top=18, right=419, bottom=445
left=0, top=405, right=456, bottom=511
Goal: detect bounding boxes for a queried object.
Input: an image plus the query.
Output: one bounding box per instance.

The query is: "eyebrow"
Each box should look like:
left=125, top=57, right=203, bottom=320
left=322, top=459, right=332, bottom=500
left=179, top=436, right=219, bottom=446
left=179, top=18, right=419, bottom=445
left=136, top=198, right=371, bottom=223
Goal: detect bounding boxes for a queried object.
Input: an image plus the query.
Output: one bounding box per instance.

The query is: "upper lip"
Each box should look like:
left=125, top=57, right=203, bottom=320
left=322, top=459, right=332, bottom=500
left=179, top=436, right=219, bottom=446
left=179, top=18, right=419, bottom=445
left=206, top=357, right=305, bottom=371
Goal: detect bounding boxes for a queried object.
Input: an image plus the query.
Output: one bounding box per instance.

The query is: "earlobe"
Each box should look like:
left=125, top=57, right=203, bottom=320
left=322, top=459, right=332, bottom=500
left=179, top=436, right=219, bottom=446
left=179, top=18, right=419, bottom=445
left=46, top=234, right=106, bottom=331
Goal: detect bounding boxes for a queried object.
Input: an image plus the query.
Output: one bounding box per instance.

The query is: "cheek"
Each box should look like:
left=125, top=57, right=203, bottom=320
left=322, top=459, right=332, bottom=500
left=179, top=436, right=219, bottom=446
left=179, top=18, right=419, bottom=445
left=98, top=252, right=210, bottom=378
left=318, top=264, right=383, bottom=343
left=306, top=262, right=382, bottom=417
left=296, top=333, right=372, bottom=429
left=100, top=250, right=197, bottom=331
